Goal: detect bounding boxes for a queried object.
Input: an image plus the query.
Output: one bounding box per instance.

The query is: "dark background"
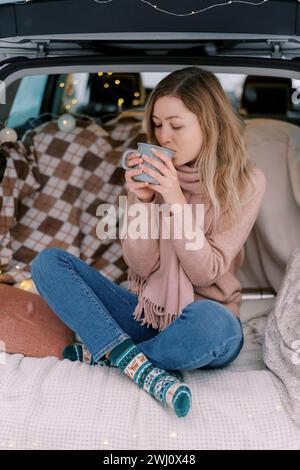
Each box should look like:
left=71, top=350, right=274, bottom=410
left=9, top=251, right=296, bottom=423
left=0, top=0, right=298, bottom=39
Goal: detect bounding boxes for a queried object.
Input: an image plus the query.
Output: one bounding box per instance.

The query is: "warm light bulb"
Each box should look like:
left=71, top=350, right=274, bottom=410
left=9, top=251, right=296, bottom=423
left=59, top=82, right=65, bottom=88
left=104, top=83, right=110, bottom=88
left=0, top=127, right=18, bottom=144
left=18, top=279, right=35, bottom=292
left=57, top=114, right=76, bottom=133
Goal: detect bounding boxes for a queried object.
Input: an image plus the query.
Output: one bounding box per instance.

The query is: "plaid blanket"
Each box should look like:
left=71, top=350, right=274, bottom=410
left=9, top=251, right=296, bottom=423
left=0, top=114, right=145, bottom=284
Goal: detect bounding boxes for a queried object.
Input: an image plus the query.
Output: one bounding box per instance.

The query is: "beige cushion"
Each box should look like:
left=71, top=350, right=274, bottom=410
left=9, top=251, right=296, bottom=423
left=237, top=119, right=300, bottom=294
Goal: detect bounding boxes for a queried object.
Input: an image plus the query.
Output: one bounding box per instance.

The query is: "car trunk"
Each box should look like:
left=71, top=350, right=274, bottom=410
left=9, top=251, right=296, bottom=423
left=0, top=2, right=300, bottom=284
left=0, top=0, right=300, bottom=451
left=0, top=1, right=300, bottom=87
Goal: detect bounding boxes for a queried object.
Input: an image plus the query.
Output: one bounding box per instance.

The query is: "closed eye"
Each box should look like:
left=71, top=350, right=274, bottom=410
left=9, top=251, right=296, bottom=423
left=153, top=124, right=183, bottom=130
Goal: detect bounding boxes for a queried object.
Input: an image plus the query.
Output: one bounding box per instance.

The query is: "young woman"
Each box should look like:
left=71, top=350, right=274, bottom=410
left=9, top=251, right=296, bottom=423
left=31, top=67, right=266, bottom=419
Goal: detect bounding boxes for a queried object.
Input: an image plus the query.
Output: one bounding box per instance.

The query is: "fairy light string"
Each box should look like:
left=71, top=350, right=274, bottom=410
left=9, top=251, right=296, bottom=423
left=93, top=0, right=270, bottom=17
left=4, top=0, right=271, bottom=15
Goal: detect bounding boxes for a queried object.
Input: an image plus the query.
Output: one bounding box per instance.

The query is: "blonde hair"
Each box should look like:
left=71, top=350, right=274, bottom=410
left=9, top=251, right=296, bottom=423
left=144, top=67, right=256, bottom=229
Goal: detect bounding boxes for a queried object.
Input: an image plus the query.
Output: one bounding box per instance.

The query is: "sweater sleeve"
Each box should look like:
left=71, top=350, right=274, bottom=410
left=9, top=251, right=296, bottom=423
left=167, top=167, right=267, bottom=287
left=120, top=190, right=160, bottom=278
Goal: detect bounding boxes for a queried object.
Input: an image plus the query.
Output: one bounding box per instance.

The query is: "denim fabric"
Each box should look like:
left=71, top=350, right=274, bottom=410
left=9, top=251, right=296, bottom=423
left=31, top=247, right=244, bottom=371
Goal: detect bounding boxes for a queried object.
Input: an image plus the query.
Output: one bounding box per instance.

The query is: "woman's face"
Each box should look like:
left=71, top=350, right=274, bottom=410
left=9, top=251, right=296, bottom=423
left=152, top=95, right=203, bottom=166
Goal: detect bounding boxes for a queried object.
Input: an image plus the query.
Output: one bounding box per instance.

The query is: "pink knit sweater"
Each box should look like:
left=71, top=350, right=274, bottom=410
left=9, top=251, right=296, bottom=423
left=121, top=166, right=267, bottom=318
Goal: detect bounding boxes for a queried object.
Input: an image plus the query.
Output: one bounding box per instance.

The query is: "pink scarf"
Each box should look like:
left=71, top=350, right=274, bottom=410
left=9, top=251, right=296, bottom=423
left=127, top=161, right=206, bottom=332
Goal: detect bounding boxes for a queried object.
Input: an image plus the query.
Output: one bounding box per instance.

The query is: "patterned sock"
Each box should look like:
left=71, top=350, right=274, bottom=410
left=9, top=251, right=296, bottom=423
left=107, top=338, right=192, bottom=418
left=63, top=343, right=117, bottom=368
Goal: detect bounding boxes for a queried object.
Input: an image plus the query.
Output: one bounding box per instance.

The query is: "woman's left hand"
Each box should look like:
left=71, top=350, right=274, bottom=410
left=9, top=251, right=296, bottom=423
left=141, top=148, right=186, bottom=207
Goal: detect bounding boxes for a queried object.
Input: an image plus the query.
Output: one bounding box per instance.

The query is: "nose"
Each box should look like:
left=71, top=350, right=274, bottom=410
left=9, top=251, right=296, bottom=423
left=158, top=126, right=173, bottom=147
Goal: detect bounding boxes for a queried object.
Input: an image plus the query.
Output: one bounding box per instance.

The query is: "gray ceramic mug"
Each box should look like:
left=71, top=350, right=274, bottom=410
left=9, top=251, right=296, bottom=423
left=121, top=142, right=175, bottom=185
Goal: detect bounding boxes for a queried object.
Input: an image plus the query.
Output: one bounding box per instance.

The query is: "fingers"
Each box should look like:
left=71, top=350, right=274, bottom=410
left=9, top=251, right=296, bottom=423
left=126, top=152, right=143, bottom=167
left=141, top=154, right=168, bottom=176
left=125, top=166, right=143, bottom=184
left=150, top=148, right=175, bottom=172
left=126, top=180, right=153, bottom=194
left=128, top=181, right=150, bottom=189
left=139, top=164, right=163, bottom=182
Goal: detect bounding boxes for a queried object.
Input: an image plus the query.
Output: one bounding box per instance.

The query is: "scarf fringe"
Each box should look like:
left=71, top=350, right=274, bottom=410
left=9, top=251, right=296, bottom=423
left=127, top=269, right=179, bottom=332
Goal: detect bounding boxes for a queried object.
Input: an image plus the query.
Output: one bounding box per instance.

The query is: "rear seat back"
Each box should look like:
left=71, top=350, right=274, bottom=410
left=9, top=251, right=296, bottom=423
left=239, top=75, right=300, bottom=126
left=237, top=118, right=300, bottom=321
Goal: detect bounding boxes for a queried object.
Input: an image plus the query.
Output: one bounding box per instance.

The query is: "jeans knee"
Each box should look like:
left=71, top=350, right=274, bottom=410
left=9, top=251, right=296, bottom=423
left=210, top=301, right=241, bottom=336
left=31, top=247, right=65, bottom=281
left=186, top=299, right=242, bottom=337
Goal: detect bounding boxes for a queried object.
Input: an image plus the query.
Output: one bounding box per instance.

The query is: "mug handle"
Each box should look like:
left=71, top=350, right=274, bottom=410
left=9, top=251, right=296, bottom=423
left=121, top=149, right=136, bottom=170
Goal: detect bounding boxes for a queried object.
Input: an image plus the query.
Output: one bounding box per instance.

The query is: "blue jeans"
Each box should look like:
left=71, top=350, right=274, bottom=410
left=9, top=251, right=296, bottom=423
left=31, top=247, right=244, bottom=371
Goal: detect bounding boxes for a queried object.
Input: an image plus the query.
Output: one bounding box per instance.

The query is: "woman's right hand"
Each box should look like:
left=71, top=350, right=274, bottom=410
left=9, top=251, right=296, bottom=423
left=124, top=152, right=155, bottom=203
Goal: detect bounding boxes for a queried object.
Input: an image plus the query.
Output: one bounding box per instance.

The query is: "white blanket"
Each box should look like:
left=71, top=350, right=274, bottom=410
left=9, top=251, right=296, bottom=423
left=0, top=316, right=300, bottom=450
left=263, top=248, right=300, bottom=428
